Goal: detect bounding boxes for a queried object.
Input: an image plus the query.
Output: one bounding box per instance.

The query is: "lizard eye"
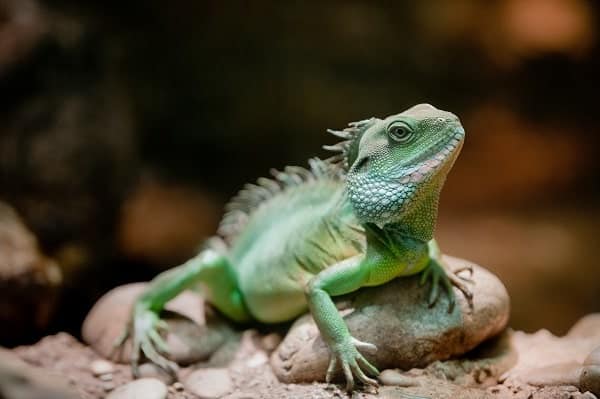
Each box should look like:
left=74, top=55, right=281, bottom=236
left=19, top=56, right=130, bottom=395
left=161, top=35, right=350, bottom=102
left=387, top=123, right=413, bottom=143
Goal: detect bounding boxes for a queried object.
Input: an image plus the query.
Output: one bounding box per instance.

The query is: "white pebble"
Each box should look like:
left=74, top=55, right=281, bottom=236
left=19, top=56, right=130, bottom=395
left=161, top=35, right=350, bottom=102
left=106, top=378, right=168, bottom=399
left=184, top=368, right=233, bottom=399
left=90, top=359, right=114, bottom=376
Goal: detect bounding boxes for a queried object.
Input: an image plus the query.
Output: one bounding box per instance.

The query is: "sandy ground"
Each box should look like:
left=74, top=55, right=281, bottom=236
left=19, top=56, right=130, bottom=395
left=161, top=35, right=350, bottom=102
left=6, top=329, right=598, bottom=399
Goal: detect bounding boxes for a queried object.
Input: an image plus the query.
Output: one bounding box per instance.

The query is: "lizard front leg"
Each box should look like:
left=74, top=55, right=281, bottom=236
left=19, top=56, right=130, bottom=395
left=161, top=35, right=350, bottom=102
left=420, top=239, right=474, bottom=312
left=305, top=255, right=379, bottom=391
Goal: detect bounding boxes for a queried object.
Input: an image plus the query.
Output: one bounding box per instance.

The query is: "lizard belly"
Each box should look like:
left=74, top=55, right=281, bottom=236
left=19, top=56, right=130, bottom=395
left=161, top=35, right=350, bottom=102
left=237, top=257, right=312, bottom=323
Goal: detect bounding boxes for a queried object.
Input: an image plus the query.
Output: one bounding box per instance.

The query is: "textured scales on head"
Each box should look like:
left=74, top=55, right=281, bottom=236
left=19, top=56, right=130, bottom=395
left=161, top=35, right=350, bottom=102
left=343, top=103, right=465, bottom=230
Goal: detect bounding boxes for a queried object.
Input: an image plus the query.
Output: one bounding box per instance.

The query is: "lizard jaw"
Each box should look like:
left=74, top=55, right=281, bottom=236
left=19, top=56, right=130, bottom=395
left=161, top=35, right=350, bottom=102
left=398, top=130, right=464, bottom=185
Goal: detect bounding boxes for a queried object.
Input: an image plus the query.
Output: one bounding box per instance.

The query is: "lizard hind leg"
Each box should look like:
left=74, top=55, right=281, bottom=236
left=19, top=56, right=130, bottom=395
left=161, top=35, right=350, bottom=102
left=117, top=248, right=251, bottom=377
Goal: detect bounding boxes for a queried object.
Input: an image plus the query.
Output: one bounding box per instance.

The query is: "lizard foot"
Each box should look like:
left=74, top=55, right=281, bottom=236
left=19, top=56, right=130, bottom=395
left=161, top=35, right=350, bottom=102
left=420, top=260, right=474, bottom=313
left=326, top=337, right=380, bottom=391
left=113, top=305, right=179, bottom=378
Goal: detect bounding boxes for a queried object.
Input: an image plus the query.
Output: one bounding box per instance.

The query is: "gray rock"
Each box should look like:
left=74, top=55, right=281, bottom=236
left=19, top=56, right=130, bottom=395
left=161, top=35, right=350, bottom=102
left=82, top=283, right=231, bottom=364
left=271, top=256, right=510, bottom=383
left=183, top=368, right=233, bottom=399
left=106, top=378, right=167, bottom=399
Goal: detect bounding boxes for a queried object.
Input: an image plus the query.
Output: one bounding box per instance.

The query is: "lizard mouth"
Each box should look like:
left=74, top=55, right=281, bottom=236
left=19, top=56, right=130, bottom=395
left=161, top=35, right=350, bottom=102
left=396, top=131, right=464, bottom=185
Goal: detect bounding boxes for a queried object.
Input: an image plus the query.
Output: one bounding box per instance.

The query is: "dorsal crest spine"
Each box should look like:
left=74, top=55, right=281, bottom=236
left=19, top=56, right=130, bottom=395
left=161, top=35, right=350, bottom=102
left=218, top=158, right=342, bottom=243
left=323, top=118, right=377, bottom=171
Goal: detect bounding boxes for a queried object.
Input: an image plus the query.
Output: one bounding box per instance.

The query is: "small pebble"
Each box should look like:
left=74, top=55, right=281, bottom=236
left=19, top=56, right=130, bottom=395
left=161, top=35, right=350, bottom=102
left=172, top=381, right=184, bottom=391
left=378, top=369, right=419, bottom=386
left=102, top=382, right=116, bottom=392
left=106, top=378, right=168, bottom=399
left=90, top=359, right=114, bottom=376
left=99, top=373, right=113, bottom=381
left=261, top=333, right=282, bottom=352
left=580, top=392, right=598, bottom=399
left=246, top=352, right=268, bottom=368
left=184, top=368, right=233, bottom=399
left=138, top=363, right=175, bottom=385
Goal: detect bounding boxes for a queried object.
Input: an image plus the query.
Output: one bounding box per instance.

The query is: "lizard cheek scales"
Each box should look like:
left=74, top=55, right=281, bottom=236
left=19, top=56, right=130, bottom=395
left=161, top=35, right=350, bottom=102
left=121, top=104, right=470, bottom=392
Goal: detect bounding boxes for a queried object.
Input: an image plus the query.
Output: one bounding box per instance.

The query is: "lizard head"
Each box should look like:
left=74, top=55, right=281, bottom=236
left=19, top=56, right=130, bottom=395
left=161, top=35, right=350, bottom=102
left=345, top=103, right=465, bottom=228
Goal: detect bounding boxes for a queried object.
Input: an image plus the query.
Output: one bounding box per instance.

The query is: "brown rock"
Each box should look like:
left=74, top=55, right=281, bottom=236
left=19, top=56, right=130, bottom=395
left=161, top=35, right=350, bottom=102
left=271, top=257, right=509, bottom=383
left=0, top=202, right=62, bottom=343
left=517, top=362, right=583, bottom=387
left=82, top=282, right=230, bottom=364
left=503, top=314, right=600, bottom=384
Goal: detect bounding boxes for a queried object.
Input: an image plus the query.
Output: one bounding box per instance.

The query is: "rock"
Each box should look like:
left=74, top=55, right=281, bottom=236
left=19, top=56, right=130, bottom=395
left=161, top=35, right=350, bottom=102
left=580, top=346, right=600, bottom=396
left=260, top=333, right=282, bottom=352
left=272, top=257, right=509, bottom=383
left=517, top=362, right=583, bottom=387
left=82, top=282, right=232, bottom=364
left=422, top=331, right=517, bottom=385
left=0, top=348, right=78, bottom=399
left=183, top=368, right=233, bottom=399
left=584, top=347, right=600, bottom=366
left=106, top=378, right=167, bottom=399
left=0, top=202, right=62, bottom=344
left=138, top=363, right=174, bottom=385
left=503, top=314, right=600, bottom=384
left=379, top=369, right=420, bottom=386
left=90, top=359, right=115, bottom=376
left=245, top=352, right=269, bottom=368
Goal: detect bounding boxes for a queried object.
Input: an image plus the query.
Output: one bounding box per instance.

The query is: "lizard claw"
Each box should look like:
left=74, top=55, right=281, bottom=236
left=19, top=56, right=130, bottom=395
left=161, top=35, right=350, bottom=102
left=326, top=336, right=379, bottom=391
left=421, top=260, right=474, bottom=313
left=124, top=305, right=179, bottom=378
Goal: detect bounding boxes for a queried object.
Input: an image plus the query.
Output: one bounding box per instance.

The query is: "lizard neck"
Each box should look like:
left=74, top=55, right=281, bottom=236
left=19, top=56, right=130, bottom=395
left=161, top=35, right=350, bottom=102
left=380, top=184, right=442, bottom=243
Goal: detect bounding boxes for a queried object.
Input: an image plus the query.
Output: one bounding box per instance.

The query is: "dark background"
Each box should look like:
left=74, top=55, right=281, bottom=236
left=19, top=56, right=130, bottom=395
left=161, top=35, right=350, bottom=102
left=0, top=0, right=599, bottom=345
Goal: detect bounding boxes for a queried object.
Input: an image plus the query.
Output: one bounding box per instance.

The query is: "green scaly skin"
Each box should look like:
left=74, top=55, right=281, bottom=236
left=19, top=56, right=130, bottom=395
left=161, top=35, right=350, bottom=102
left=117, top=104, right=473, bottom=392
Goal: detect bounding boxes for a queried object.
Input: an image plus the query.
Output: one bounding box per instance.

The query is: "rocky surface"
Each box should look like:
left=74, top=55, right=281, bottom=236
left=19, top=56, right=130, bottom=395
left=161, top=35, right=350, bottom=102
left=4, top=261, right=598, bottom=399
left=0, top=202, right=62, bottom=344
left=500, top=314, right=600, bottom=396
left=0, top=347, right=78, bottom=399
left=6, top=319, right=600, bottom=399
left=273, top=257, right=509, bottom=383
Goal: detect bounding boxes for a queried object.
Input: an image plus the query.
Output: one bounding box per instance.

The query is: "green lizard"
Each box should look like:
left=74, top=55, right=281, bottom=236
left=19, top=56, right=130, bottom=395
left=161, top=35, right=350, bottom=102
left=120, top=103, right=472, bottom=391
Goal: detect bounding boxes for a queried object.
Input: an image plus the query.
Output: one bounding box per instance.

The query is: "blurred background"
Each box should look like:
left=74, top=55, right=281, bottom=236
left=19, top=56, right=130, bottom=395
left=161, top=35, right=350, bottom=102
left=0, top=0, right=598, bottom=346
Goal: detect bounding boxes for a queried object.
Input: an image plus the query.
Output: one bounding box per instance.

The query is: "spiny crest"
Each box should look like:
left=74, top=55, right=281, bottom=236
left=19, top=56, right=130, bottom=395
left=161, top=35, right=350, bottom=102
left=218, top=158, right=342, bottom=243
left=323, top=117, right=377, bottom=171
